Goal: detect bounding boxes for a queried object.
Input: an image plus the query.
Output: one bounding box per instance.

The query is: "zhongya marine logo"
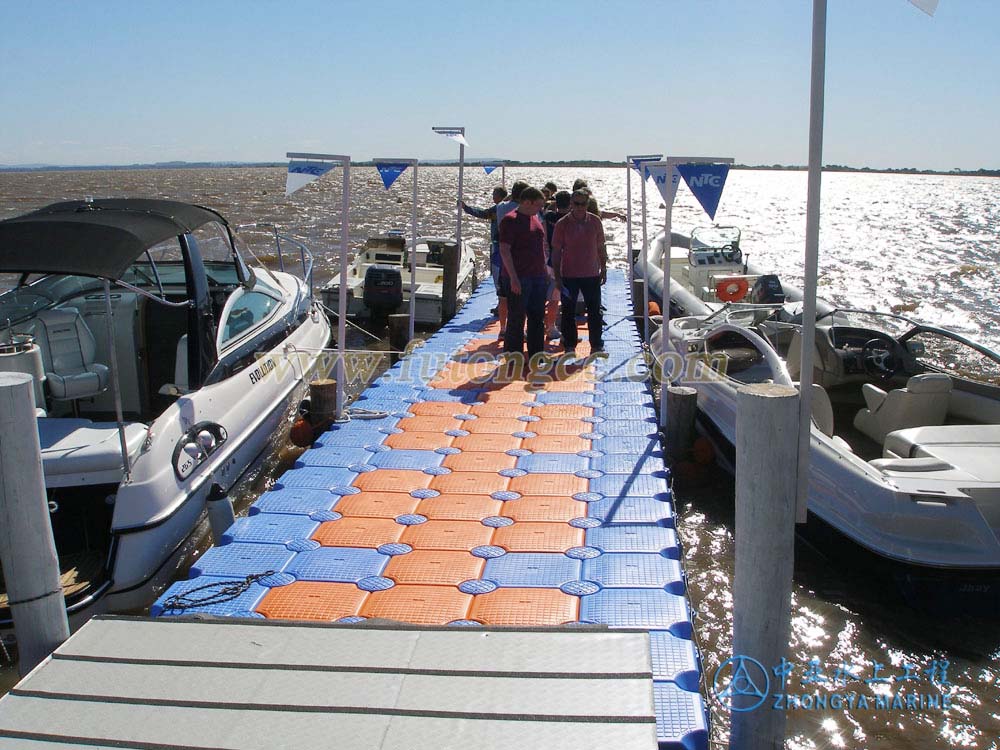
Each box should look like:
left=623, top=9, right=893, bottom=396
left=713, top=656, right=771, bottom=712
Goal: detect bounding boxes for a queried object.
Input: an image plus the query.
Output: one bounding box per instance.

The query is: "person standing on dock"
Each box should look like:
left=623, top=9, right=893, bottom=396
left=551, top=189, right=607, bottom=354
left=544, top=191, right=572, bottom=339
left=498, top=186, right=549, bottom=363
left=462, top=184, right=520, bottom=336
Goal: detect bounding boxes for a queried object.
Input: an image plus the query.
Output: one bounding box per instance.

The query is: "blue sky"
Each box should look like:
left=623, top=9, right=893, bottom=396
left=1, top=0, right=996, bottom=170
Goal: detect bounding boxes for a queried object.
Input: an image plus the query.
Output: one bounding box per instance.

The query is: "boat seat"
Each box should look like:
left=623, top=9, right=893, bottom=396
left=31, top=307, right=109, bottom=400
left=884, top=424, right=1000, bottom=459
left=808, top=383, right=854, bottom=454
left=853, top=373, right=952, bottom=445
left=37, top=418, right=148, bottom=487
left=785, top=330, right=825, bottom=382
left=157, top=335, right=189, bottom=397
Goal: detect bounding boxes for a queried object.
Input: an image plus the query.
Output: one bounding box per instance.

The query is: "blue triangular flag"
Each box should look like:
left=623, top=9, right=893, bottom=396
left=676, top=163, right=730, bottom=220
left=376, top=163, right=409, bottom=190
left=483, top=165, right=498, bottom=175
left=631, top=156, right=660, bottom=173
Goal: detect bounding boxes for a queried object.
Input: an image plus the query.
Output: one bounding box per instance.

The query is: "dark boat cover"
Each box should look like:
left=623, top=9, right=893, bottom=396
left=0, top=199, right=227, bottom=279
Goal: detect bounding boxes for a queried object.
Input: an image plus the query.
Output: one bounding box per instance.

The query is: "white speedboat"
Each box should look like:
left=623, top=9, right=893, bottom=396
left=321, top=231, right=473, bottom=326
left=654, top=301, right=1000, bottom=607
left=0, top=198, right=331, bottom=624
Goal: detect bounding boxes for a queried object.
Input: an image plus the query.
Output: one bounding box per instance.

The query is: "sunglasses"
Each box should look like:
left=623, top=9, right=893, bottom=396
left=571, top=201, right=588, bottom=207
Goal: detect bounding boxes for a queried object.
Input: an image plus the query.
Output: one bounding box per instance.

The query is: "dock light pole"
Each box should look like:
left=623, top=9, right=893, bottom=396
left=286, top=152, right=351, bottom=418
left=373, top=158, right=420, bottom=341
left=431, top=126, right=467, bottom=255
left=626, top=154, right=662, bottom=341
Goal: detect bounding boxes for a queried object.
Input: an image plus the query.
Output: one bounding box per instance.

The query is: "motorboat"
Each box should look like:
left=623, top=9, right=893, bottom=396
left=321, top=231, right=473, bottom=326
left=654, top=300, right=1000, bottom=607
left=0, top=199, right=331, bottom=624
left=634, top=225, right=807, bottom=320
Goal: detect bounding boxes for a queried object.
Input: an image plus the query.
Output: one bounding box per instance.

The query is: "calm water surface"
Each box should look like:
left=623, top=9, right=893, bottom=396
left=1, top=167, right=998, bottom=748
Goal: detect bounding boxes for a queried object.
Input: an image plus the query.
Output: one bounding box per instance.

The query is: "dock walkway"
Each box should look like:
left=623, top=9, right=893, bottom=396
left=0, top=271, right=709, bottom=749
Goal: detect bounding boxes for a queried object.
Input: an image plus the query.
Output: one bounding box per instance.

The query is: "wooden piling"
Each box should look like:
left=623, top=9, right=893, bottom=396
left=730, top=383, right=797, bottom=749
left=309, top=378, right=339, bottom=426
left=665, top=386, right=697, bottom=462
left=0, top=372, right=70, bottom=675
left=440, top=242, right=460, bottom=323
left=388, top=314, right=411, bottom=364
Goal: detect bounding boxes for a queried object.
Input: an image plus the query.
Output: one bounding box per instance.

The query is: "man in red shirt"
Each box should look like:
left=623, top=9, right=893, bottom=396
left=551, top=189, right=607, bottom=353
left=498, top=186, right=549, bottom=361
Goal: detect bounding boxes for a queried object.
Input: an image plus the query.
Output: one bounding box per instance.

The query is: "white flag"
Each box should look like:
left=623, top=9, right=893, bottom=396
left=908, top=0, right=938, bottom=15
left=285, top=160, right=335, bottom=196
left=644, top=164, right=681, bottom=206
left=433, top=129, right=469, bottom=147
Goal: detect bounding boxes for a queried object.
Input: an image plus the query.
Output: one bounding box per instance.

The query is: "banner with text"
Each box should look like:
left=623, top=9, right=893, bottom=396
left=285, top=160, right=336, bottom=196
left=677, top=163, right=730, bottom=220
left=375, top=163, right=410, bottom=190
left=644, top=163, right=681, bottom=206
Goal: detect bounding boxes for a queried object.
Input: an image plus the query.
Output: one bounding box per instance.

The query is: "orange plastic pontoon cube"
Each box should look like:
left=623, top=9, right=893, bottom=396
left=400, top=520, right=495, bottom=551
left=531, top=404, right=594, bottom=419
left=492, top=522, right=585, bottom=553
left=313, top=517, right=404, bottom=548
left=360, top=584, right=473, bottom=625
left=430, top=471, right=510, bottom=496
left=407, top=401, right=472, bottom=417
left=442, top=451, right=517, bottom=473
left=416, top=494, right=503, bottom=521
left=508, top=473, right=589, bottom=497
left=384, top=431, right=455, bottom=451
left=383, top=550, right=485, bottom=586
left=334, top=492, right=420, bottom=519
left=257, top=581, right=368, bottom=621
left=501, top=495, right=588, bottom=523
left=353, top=469, right=433, bottom=493
left=469, top=587, right=579, bottom=626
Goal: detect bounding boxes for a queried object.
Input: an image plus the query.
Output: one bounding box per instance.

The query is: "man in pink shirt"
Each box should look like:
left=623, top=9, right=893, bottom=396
left=551, top=189, right=607, bottom=353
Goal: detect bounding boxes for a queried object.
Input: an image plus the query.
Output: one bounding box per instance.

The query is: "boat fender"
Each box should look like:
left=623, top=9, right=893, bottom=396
left=648, top=300, right=661, bottom=316
left=206, top=483, right=236, bottom=545
left=290, top=417, right=315, bottom=448
left=716, top=277, right=749, bottom=303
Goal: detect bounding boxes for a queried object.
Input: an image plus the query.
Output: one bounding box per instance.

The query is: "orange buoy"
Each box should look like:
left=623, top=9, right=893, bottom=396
left=716, top=276, right=749, bottom=303
left=692, top=436, right=716, bottom=465
left=289, top=417, right=315, bottom=448
left=648, top=300, right=661, bottom=316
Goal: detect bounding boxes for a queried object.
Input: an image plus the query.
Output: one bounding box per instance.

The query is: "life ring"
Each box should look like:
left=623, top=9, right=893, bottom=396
left=716, top=276, right=749, bottom=302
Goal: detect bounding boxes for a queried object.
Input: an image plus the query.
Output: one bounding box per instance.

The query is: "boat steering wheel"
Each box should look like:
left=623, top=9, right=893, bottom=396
left=719, top=244, right=742, bottom=264
left=862, top=337, right=905, bottom=381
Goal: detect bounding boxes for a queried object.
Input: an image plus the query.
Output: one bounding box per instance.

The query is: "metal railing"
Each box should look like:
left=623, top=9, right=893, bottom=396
left=234, top=223, right=315, bottom=294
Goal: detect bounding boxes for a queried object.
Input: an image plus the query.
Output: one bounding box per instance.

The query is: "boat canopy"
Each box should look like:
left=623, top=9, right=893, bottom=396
left=0, top=199, right=229, bottom=280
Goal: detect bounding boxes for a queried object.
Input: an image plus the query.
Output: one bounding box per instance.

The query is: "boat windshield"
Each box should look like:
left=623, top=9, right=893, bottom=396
left=690, top=225, right=741, bottom=251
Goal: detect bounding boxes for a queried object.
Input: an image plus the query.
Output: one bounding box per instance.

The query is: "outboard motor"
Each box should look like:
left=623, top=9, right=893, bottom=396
left=750, top=274, right=785, bottom=304
left=363, top=264, right=403, bottom=321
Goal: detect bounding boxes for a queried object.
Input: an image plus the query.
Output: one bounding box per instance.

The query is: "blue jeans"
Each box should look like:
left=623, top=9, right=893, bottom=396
left=560, top=275, right=603, bottom=349
left=504, top=275, right=549, bottom=359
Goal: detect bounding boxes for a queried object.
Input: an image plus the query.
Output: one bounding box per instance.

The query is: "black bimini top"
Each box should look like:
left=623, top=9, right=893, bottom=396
left=0, top=198, right=228, bottom=280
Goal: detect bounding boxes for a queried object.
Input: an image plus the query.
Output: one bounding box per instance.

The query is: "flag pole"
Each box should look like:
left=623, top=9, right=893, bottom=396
left=627, top=154, right=663, bottom=343
left=285, top=151, right=350, bottom=418
left=373, top=158, right=419, bottom=341
left=411, top=162, right=419, bottom=340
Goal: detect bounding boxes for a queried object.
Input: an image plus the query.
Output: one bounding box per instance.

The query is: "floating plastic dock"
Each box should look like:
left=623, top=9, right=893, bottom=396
left=147, top=270, right=708, bottom=749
